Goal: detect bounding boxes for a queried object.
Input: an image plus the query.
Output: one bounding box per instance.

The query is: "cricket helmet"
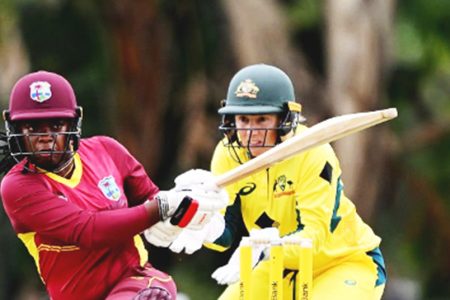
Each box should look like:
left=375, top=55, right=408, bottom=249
left=219, top=64, right=304, bottom=153
left=3, top=71, right=83, bottom=171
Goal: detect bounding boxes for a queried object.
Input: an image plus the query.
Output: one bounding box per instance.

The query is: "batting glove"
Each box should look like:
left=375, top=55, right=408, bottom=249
left=173, top=169, right=223, bottom=195
left=168, top=169, right=228, bottom=230
left=143, top=220, right=181, bottom=248
left=169, top=212, right=225, bottom=254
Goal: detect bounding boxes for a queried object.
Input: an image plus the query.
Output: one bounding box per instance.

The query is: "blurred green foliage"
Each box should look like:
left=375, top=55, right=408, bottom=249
left=285, top=0, right=325, bottom=75
left=0, top=0, right=449, bottom=299
left=286, top=0, right=450, bottom=298
left=383, top=0, right=450, bottom=298
left=17, top=0, right=113, bottom=136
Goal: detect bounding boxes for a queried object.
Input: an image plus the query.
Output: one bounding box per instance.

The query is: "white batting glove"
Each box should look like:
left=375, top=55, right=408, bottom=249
left=169, top=169, right=228, bottom=230
left=146, top=169, right=227, bottom=247
left=169, top=212, right=225, bottom=254
left=143, top=219, right=182, bottom=248
left=211, top=228, right=280, bottom=285
left=173, top=169, right=221, bottom=193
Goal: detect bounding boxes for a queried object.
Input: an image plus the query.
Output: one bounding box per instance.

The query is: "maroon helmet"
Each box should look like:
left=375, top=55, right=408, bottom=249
left=2, top=71, right=83, bottom=172
left=8, top=71, right=79, bottom=121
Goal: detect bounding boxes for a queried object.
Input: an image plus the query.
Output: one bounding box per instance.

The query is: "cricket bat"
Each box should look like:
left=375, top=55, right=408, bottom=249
left=214, top=108, right=397, bottom=187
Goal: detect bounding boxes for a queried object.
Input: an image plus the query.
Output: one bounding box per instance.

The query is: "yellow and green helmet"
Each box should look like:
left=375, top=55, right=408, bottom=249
left=219, top=64, right=300, bottom=115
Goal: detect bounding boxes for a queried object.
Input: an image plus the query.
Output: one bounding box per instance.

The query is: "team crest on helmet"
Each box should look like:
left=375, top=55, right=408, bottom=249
left=29, top=81, right=52, bottom=103
left=98, top=176, right=121, bottom=201
left=235, top=79, right=260, bottom=99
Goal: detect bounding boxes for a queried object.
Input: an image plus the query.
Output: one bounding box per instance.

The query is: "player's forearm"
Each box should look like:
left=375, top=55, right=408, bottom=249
left=78, top=203, right=153, bottom=248
left=143, top=198, right=161, bottom=224
left=205, top=226, right=233, bottom=252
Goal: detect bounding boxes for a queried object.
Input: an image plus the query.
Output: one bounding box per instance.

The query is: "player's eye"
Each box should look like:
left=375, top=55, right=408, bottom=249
left=257, top=115, right=278, bottom=127
left=257, top=116, right=267, bottom=123
left=51, top=124, right=61, bottom=131
left=51, top=121, right=66, bottom=131
left=236, top=115, right=249, bottom=124
left=22, top=123, right=34, bottom=132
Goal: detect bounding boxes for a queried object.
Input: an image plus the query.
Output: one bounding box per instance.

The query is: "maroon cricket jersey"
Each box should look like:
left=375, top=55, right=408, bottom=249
left=1, top=136, right=159, bottom=300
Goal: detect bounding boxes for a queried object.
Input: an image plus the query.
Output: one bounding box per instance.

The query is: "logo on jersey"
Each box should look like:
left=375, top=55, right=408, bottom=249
left=273, top=175, right=295, bottom=198
left=235, top=79, right=260, bottom=99
left=29, top=81, right=52, bottom=103
left=238, top=182, right=256, bottom=196
left=98, top=176, right=121, bottom=201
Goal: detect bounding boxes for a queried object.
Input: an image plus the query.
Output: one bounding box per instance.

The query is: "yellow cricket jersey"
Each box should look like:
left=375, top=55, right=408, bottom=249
left=209, top=125, right=381, bottom=275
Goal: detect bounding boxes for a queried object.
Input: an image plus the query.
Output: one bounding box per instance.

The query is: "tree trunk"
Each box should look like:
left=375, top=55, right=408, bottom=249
left=221, top=0, right=326, bottom=119
left=325, top=0, right=395, bottom=220
left=100, top=0, right=171, bottom=175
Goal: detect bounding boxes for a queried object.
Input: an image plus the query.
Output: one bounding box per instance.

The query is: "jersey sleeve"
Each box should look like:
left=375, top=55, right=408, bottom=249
left=98, top=136, right=159, bottom=206
left=1, top=173, right=152, bottom=248
left=282, top=144, right=343, bottom=265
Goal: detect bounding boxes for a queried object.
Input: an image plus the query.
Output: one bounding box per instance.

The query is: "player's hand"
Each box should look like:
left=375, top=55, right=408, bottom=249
left=169, top=212, right=225, bottom=254
left=211, top=228, right=279, bottom=285
left=173, top=169, right=228, bottom=230
left=175, top=169, right=228, bottom=213
left=173, top=169, right=221, bottom=194
left=143, top=220, right=181, bottom=248
left=157, top=169, right=228, bottom=230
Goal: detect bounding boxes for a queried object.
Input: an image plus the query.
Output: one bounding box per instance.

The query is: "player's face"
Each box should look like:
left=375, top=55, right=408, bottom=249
left=235, top=114, right=279, bottom=157
left=17, top=119, right=73, bottom=170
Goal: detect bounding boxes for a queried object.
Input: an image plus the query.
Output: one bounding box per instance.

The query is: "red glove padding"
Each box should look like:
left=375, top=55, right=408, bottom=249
left=169, top=196, right=199, bottom=228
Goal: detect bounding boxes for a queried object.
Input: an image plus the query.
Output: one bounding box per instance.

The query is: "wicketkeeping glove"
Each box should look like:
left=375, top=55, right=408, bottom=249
left=211, top=228, right=280, bottom=285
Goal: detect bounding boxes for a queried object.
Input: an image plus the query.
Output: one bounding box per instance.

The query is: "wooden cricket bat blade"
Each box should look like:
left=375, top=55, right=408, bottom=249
left=214, top=108, right=398, bottom=187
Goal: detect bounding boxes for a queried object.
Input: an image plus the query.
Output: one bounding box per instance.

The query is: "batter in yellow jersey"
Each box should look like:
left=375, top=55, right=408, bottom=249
left=208, top=64, right=386, bottom=300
